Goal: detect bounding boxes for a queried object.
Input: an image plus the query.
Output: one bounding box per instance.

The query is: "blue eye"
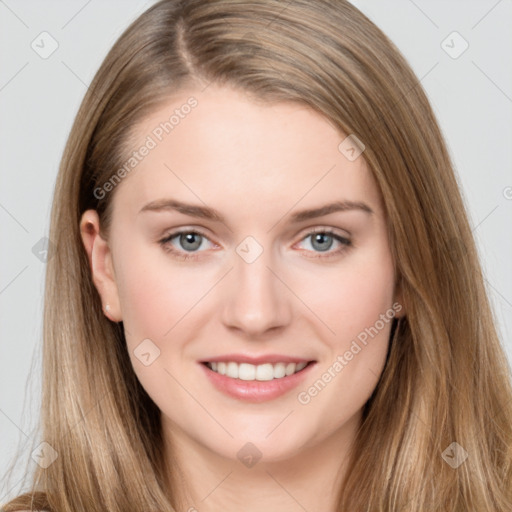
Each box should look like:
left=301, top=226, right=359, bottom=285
left=159, top=230, right=212, bottom=260
left=159, top=228, right=352, bottom=261
left=172, top=232, right=203, bottom=251
left=296, top=229, right=352, bottom=259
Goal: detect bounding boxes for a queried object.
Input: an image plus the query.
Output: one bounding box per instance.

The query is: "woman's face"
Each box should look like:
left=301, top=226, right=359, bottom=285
left=82, top=84, right=403, bottom=464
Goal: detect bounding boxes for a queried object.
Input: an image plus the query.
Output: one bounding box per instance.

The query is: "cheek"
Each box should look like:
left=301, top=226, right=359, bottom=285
left=113, top=245, right=217, bottom=402
left=335, top=267, right=394, bottom=337
left=114, top=243, right=216, bottom=341
left=301, top=245, right=396, bottom=346
left=292, top=252, right=396, bottom=437
left=324, top=249, right=396, bottom=389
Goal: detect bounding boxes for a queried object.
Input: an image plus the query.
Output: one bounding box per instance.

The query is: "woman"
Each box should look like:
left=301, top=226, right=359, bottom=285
left=3, top=0, right=512, bottom=510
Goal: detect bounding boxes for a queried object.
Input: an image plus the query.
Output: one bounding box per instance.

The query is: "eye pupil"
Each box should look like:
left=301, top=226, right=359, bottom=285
left=180, top=232, right=202, bottom=251
left=311, top=233, right=333, bottom=252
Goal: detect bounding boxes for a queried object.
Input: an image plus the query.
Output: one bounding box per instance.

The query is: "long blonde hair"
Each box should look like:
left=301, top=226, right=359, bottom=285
left=3, top=0, right=512, bottom=510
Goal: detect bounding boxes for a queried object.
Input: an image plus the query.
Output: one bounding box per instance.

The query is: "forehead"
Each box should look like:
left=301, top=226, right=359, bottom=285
left=111, top=84, right=382, bottom=222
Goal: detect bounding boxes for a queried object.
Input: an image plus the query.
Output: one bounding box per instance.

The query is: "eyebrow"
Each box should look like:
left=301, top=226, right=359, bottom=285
left=138, top=198, right=374, bottom=222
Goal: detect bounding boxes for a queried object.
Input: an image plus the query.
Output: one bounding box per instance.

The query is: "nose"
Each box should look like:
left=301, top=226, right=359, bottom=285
left=220, top=243, right=293, bottom=338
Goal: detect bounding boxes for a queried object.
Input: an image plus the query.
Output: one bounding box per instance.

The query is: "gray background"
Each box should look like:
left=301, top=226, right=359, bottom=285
left=1, top=0, right=511, bottom=502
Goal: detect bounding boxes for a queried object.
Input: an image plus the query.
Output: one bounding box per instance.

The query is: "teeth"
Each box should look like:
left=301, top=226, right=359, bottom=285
left=227, top=362, right=238, bottom=379
left=206, top=361, right=309, bottom=381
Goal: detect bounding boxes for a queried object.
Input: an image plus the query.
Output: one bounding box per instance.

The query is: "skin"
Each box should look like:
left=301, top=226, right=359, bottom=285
left=80, top=84, right=404, bottom=512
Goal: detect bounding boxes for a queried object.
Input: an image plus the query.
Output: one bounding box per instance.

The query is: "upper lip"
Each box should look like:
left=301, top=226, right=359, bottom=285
left=200, top=354, right=316, bottom=365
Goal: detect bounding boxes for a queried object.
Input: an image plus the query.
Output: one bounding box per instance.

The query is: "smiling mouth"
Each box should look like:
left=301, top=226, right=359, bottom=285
left=203, top=361, right=315, bottom=381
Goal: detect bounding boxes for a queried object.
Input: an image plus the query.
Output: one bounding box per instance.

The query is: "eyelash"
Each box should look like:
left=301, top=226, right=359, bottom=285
left=158, top=228, right=352, bottom=261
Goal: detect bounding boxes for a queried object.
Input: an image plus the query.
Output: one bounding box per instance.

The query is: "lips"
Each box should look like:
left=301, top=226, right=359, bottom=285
left=199, top=354, right=317, bottom=402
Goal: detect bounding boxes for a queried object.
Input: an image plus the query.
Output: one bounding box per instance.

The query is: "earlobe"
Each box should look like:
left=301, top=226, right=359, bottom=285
left=79, top=210, right=122, bottom=322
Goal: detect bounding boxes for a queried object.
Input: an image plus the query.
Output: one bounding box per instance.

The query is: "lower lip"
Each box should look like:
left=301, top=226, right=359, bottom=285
left=199, top=362, right=316, bottom=403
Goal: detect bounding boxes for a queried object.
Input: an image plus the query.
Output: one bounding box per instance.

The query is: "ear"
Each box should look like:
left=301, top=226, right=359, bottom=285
left=79, top=210, right=122, bottom=322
